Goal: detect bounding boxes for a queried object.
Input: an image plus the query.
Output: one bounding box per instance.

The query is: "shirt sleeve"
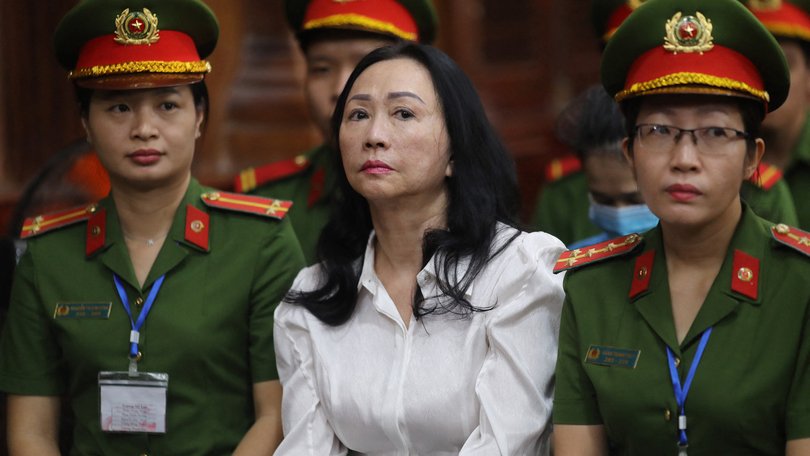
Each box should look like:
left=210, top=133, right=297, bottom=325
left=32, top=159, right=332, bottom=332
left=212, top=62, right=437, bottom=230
left=552, top=274, right=604, bottom=425
left=249, top=218, right=306, bottom=383
left=459, top=232, right=566, bottom=455
left=0, top=245, right=65, bottom=395
left=273, top=270, right=347, bottom=456
left=786, top=295, right=810, bottom=440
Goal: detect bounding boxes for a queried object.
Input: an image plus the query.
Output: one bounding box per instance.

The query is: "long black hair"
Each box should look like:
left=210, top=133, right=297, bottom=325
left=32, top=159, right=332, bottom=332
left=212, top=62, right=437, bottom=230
left=286, top=42, right=521, bottom=326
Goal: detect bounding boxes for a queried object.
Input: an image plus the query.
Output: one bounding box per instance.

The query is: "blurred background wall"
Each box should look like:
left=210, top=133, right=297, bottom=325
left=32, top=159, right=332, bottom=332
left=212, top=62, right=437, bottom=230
left=0, top=0, right=602, bottom=231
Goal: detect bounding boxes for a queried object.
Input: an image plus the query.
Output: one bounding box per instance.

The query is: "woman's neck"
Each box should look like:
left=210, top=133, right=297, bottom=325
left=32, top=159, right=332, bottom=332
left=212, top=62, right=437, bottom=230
left=111, top=174, right=191, bottom=242
left=369, top=192, right=448, bottom=273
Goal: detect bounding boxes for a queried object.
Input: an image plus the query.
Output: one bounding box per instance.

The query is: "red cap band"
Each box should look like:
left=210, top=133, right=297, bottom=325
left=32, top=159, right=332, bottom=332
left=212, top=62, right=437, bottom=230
left=303, top=0, right=419, bottom=41
left=73, top=30, right=208, bottom=79
left=749, top=2, right=810, bottom=41
left=618, top=45, right=768, bottom=103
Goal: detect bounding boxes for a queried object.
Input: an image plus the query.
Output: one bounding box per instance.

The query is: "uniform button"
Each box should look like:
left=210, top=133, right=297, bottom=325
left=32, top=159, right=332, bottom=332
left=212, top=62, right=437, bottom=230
left=135, top=297, right=144, bottom=307
left=664, top=409, right=672, bottom=421
left=674, top=357, right=680, bottom=368
left=140, top=453, right=149, bottom=456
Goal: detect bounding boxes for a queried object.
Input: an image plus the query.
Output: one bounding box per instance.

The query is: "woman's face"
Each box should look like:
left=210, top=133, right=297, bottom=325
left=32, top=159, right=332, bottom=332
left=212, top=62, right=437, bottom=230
left=83, top=85, right=203, bottom=190
left=623, top=95, right=764, bottom=229
left=305, top=35, right=393, bottom=140
left=339, top=58, right=451, bottom=205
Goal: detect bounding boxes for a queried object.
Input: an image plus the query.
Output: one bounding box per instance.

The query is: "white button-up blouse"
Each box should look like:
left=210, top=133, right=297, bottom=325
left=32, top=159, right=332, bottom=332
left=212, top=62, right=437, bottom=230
left=274, top=225, right=566, bottom=455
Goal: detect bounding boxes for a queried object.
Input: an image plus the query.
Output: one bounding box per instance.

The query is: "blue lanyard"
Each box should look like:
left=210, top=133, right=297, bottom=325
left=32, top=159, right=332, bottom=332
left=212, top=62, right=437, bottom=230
left=666, top=327, right=712, bottom=450
left=113, top=274, right=165, bottom=365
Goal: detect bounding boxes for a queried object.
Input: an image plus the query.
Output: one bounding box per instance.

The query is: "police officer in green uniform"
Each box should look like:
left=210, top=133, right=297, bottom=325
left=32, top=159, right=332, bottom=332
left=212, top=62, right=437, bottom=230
left=553, top=0, right=810, bottom=454
left=745, top=0, right=810, bottom=229
left=233, top=0, right=437, bottom=264
left=0, top=1, right=305, bottom=454
left=531, top=0, right=799, bottom=245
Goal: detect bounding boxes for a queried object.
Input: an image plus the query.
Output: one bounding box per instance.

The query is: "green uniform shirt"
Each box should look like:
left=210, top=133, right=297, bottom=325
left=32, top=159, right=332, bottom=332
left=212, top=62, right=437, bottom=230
left=249, top=144, right=335, bottom=264
left=531, top=172, right=597, bottom=246
left=785, top=113, right=810, bottom=230
left=0, top=179, right=305, bottom=456
left=531, top=171, right=798, bottom=246
left=554, top=206, right=810, bottom=455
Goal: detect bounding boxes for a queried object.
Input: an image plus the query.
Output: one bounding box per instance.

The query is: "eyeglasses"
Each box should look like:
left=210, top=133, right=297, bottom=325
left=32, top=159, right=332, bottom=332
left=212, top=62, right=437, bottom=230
left=633, top=124, right=750, bottom=155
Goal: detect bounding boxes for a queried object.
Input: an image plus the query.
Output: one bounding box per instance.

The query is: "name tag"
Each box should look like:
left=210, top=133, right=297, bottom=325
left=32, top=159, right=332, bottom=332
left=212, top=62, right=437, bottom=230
left=53, top=302, right=112, bottom=319
left=99, top=371, right=168, bottom=433
left=584, top=344, right=641, bottom=368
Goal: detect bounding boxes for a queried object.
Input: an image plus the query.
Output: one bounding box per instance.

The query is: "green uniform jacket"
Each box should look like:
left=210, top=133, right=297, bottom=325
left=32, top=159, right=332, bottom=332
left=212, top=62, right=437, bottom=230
left=785, top=113, right=810, bottom=230
left=242, top=144, right=335, bottom=264
left=554, top=206, right=810, bottom=455
left=0, top=179, right=305, bottom=456
left=531, top=171, right=798, bottom=246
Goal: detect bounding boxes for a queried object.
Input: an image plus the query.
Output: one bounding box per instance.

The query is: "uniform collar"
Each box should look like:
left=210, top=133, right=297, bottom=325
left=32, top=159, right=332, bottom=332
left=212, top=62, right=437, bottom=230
left=630, top=204, right=766, bottom=352
left=89, top=178, right=209, bottom=291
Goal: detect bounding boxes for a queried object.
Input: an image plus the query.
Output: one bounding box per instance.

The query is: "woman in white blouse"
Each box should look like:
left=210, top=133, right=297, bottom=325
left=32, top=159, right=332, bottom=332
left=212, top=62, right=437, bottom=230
left=274, top=42, right=566, bottom=455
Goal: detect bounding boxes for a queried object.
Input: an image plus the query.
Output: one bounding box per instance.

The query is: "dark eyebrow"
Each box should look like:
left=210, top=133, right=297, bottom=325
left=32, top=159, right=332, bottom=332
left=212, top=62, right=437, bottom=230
left=388, top=91, right=424, bottom=104
left=348, top=94, right=372, bottom=102
left=347, top=92, right=426, bottom=104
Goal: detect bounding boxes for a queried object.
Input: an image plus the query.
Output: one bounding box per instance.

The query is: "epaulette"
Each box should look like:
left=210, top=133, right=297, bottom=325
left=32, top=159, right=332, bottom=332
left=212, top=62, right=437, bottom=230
left=234, top=155, right=311, bottom=193
left=201, top=192, right=292, bottom=220
left=554, top=233, right=643, bottom=273
left=20, top=203, right=98, bottom=239
left=544, top=155, right=582, bottom=182
left=748, top=162, right=783, bottom=190
left=771, top=223, right=810, bottom=257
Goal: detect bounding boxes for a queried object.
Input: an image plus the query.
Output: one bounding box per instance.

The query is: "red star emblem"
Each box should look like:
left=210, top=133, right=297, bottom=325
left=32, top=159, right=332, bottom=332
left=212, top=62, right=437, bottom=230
left=128, top=18, right=144, bottom=33
left=678, top=21, right=697, bottom=40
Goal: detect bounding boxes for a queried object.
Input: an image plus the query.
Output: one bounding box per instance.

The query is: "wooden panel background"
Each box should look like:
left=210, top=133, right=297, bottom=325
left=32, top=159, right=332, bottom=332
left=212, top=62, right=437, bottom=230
left=0, top=1, right=602, bottom=452
left=0, top=0, right=601, bottom=231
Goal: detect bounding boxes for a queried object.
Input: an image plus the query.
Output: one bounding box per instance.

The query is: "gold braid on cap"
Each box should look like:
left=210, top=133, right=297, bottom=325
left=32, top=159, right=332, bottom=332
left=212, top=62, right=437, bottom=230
left=303, top=13, right=417, bottom=41
left=615, top=72, right=770, bottom=103
left=763, top=22, right=810, bottom=41
left=70, top=60, right=212, bottom=79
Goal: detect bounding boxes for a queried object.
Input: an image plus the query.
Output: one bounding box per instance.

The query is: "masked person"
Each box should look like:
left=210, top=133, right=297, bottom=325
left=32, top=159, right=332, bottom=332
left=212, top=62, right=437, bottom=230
left=233, top=0, right=437, bottom=264
left=557, top=85, right=658, bottom=249
left=0, top=1, right=305, bottom=454
left=553, top=0, right=810, bottom=454
left=532, top=0, right=799, bottom=245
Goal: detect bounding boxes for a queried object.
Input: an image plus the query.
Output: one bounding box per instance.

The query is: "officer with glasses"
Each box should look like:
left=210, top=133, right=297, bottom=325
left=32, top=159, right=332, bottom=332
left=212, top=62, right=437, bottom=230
left=552, top=0, right=810, bottom=454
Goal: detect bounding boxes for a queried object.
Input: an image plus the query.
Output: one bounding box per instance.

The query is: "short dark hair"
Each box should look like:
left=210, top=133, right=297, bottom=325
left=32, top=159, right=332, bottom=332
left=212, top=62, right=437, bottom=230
left=287, top=42, right=521, bottom=326
left=556, top=84, right=626, bottom=160
left=75, top=81, right=210, bottom=126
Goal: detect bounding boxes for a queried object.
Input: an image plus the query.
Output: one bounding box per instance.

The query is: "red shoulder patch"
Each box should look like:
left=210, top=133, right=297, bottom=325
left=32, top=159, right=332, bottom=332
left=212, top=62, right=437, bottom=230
left=234, top=155, right=311, bottom=193
left=771, top=223, right=810, bottom=257
left=201, top=191, right=292, bottom=220
left=554, top=233, right=643, bottom=273
left=544, top=155, right=582, bottom=182
left=748, top=162, right=783, bottom=190
left=20, top=203, right=99, bottom=239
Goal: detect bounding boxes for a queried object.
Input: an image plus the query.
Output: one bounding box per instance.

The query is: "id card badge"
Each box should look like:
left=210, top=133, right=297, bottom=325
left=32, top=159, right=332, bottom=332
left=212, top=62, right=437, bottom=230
left=99, top=371, right=169, bottom=433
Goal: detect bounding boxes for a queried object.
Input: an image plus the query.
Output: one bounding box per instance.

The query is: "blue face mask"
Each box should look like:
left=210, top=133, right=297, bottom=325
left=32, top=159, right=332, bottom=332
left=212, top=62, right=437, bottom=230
left=588, top=199, right=659, bottom=238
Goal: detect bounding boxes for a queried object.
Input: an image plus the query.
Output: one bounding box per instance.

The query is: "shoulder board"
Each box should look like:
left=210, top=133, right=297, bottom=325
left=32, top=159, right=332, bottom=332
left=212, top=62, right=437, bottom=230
left=20, top=203, right=99, bottom=239
left=554, top=233, right=643, bottom=273
left=201, top=192, right=292, bottom=220
left=544, top=155, right=582, bottom=182
left=748, top=162, right=783, bottom=190
left=234, top=155, right=311, bottom=193
left=771, top=223, right=810, bottom=257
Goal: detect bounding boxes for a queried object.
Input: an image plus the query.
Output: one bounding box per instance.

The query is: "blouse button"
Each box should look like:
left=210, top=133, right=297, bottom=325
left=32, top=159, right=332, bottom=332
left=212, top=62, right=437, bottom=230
left=135, top=297, right=144, bottom=307
left=664, top=409, right=672, bottom=421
